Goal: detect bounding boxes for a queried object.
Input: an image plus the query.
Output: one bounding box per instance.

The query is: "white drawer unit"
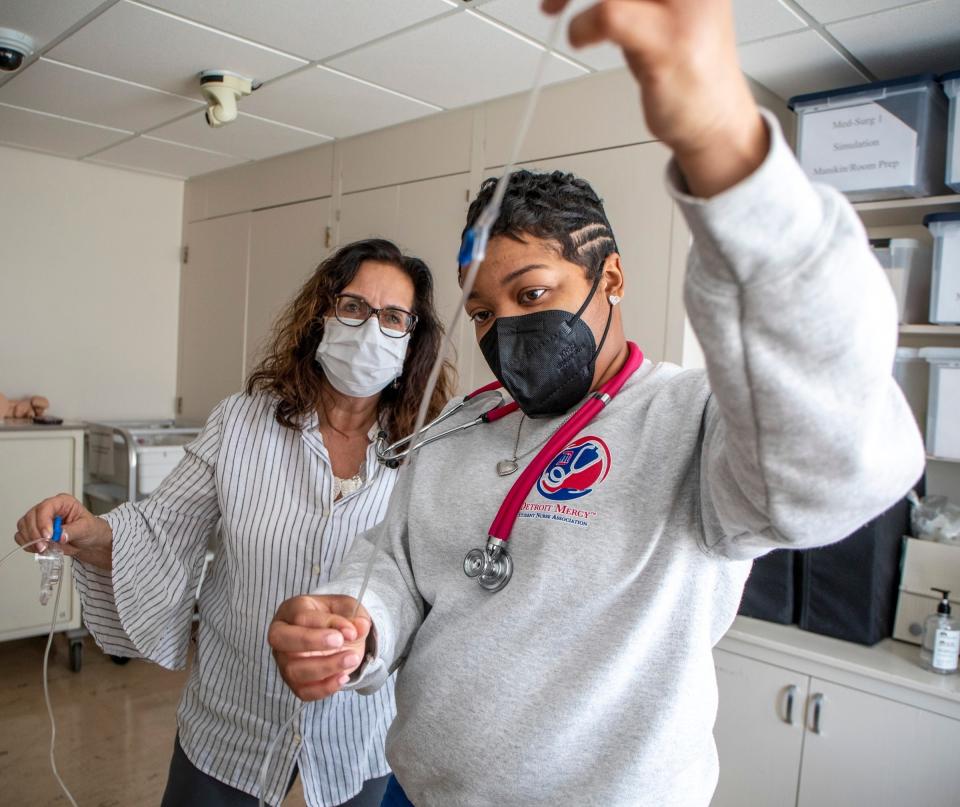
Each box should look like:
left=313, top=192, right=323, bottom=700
left=0, top=424, right=83, bottom=643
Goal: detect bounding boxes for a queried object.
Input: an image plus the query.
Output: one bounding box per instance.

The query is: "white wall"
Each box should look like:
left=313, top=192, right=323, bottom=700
left=0, top=146, right=183, bottom=421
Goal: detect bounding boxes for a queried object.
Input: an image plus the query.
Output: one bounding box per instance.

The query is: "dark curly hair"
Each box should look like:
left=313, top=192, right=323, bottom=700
left=462, top=169, right=619, bottom=278
left=246, top=238, right=456, bottom=442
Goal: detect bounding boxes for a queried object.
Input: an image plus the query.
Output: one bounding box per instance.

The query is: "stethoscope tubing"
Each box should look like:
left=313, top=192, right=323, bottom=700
left=488, top=341, right=643, bottom=543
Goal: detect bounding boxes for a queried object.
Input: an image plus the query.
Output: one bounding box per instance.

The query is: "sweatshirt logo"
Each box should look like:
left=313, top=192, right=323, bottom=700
left=536, top=436, right=611, bottom=501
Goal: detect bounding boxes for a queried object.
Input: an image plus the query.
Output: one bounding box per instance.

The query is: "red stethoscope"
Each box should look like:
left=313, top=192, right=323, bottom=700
left=376, top=343, right=643, bottom=591
left=463, top=342, right=644, bottom=592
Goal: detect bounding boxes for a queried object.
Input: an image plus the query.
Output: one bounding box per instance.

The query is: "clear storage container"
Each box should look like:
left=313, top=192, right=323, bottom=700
left=136, top=445, right=187, bottom=495
left=894, top=347, right=929, bottom=433
left=923, top=212, right=960, bottom=324
left=942, top=70, right=960, bottom=192
left=920, top=347, right=960, bottom=460
left=789, top=74, right=948, bottom=201
left=870, top=237, right=932, bottom=323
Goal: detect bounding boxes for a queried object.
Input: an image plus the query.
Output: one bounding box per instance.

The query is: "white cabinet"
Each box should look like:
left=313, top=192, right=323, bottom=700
left=337, top=173, right=487, bottom=392
left=713, top=651, right=806, bottom=807
left=246, top=199, right=331, bottom=374
left=713, top=619, right=960, bottom=807
left=522, top=142, right=677, bottom=362
left=797, top=679, right=960, bottom=807
left=177, top=212, right=250, bottom=422
left=0, top=426, right=83, bottom=641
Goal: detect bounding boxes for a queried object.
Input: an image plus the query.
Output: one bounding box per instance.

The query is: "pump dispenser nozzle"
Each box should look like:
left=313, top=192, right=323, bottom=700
left=932, top=588, right=952, bottom=616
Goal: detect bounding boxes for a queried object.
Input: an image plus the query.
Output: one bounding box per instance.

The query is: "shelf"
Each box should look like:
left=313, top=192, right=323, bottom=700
left=83, top=482, right=127, bottom=503
left=899, top=325, right=960, bottom=335
left=928, top=455, right=960, bottom=465
left=854, top=194, right=960, bottom=227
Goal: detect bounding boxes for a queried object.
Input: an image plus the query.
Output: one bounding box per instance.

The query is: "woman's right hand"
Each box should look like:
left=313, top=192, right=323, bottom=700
left=269, top=595, right=373, bottom=701
left=14, top=493, right=114, bottom=570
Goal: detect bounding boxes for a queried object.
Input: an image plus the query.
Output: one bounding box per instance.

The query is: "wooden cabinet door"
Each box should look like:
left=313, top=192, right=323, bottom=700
left=522, top=141, right=677, bottom=362
left=177, top=213, right=250, bottom=423
left=797, top=678, right=960, bottom=807
left=246, top=199, right=331, bottom=375
left=712, top=649, right=808, bottom=807
left=395, top=173, right=486, bottom=394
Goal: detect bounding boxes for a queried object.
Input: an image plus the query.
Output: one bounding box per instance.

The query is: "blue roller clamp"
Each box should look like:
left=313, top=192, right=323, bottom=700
left=51, top=516, right=62, bottom=543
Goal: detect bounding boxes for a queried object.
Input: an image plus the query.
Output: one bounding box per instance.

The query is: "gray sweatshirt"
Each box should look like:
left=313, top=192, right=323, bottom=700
left=313, top=112, right=925, bottom=807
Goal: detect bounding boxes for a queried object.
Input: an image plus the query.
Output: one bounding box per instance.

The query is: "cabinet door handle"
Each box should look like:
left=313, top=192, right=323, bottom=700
left=809, top=692, right=824, bottom=734
left=783, top=684, right=798, bottom=725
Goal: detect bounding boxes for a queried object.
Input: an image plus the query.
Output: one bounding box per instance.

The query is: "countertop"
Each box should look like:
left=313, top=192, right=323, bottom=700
left=0, top=419, right=85, bottom=433
left=721, top=615, right=960, bottom=705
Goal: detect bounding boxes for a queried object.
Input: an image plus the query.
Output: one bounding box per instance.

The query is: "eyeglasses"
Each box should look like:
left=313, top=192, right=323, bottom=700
left=334, top=293, right=417, bottom=337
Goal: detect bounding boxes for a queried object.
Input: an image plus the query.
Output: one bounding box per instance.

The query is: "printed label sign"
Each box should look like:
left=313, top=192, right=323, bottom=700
left=799, top=101, right=917, bottom=191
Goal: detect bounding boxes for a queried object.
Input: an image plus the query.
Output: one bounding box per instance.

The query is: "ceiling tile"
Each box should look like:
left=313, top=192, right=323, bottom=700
left=793, top=0, right=918, bottom=24
left=147, top=110, right=329, bottom=160
left=243, top=66, right=439, bottom=139
left=477, top=0, right=623, bottom=71
left=88, top=135, right=246, bottom=178
left=738, top=29, right=868, bottom=99
left=141, top=0, right=455, bottom=61
left=0, top=102, right=130, bottom=158
left=46, top=1, right=306, bottom=98
left=827, top=0, right=960, bottom=79
left=731, top=0, right=808, bottom=43
left=329, top=11, right=588, bottom=108
left=0, top=58, right=202, bottom=132
left=0, top=0, right=106, bottom=51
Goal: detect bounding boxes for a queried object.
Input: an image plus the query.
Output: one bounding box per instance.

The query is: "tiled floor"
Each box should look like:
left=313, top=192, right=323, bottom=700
left=0, top=633, right=308, bottom=806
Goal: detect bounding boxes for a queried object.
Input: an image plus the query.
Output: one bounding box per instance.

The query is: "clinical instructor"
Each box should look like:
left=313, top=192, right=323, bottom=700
left=14, top=239, right=455, bottom=806
left=269, top=2, right=925, bottom=806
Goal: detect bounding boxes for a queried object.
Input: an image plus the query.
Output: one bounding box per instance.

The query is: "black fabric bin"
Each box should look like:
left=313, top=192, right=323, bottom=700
left=738, top=549, right=797, bottom=624
left=797, top=498, right=910, bottom=646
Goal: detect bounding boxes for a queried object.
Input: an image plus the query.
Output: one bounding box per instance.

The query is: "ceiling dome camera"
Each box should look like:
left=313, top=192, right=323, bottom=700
left=0, top=28, right=35, bottom=72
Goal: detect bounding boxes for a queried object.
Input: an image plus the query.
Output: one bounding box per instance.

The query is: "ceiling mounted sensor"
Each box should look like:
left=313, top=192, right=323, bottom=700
left=0, top=28, right=36, bottom=73
left=199, top=70, right=258, bottom=128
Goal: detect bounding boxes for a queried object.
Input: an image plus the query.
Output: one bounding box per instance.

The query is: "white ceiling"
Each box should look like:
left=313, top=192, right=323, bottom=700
left=0, top=0, right=956, bottom=180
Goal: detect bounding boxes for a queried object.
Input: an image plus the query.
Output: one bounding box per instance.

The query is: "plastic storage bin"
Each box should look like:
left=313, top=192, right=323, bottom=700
left=789, top=74, right=948, bottom=201
left=870, top=238, right=932, bottom=323
left=923, top=212, right=960, bottom=323
left=798, top=497, right=910, bottom=646
left=942, top=70, right=960, bottom=192
left=738, top=550, right=796, bottom=624
left=921, top=347, right=960, bottom=460
left=136, top=444, right=187, bottom=495
left=893, top=347, right=929, bottom=433
left=894, top=538, right=960, bottom=645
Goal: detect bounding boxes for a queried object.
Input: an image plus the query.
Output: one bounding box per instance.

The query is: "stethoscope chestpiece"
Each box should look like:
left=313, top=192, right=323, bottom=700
left=463, top=538, right=512, bottom=593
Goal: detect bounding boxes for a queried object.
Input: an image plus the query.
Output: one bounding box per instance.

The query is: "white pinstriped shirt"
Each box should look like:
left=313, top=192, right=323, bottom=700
left=73, top=392, right=397, bottom=806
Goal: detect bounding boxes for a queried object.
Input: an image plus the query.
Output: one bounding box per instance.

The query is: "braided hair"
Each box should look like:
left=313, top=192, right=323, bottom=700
left=461, top=170, right=619, bottom=278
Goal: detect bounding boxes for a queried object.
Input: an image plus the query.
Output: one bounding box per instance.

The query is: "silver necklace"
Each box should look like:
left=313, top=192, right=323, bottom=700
left=496, top=413, right=571, bottom=477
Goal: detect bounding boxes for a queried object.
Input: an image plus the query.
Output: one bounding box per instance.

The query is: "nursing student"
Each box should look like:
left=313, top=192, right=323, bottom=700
left=269, top=1, right=926, bottom=805
left=13, top=239, right=456, bottom=807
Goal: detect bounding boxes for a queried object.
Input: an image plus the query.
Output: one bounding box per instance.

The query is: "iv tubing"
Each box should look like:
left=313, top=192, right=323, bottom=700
left=1, top=538, right=80, bottom=806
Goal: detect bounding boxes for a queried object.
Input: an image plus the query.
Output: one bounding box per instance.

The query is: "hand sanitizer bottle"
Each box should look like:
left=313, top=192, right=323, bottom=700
left=921, top=588, right=960, bottom=675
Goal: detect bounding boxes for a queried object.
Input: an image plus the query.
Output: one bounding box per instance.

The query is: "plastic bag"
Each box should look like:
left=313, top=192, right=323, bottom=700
left=909, top=492, right=960, bottom=543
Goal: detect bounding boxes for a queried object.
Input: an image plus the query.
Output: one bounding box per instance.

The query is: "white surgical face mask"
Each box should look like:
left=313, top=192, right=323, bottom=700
left=315, top=317, right=410, bottom=398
